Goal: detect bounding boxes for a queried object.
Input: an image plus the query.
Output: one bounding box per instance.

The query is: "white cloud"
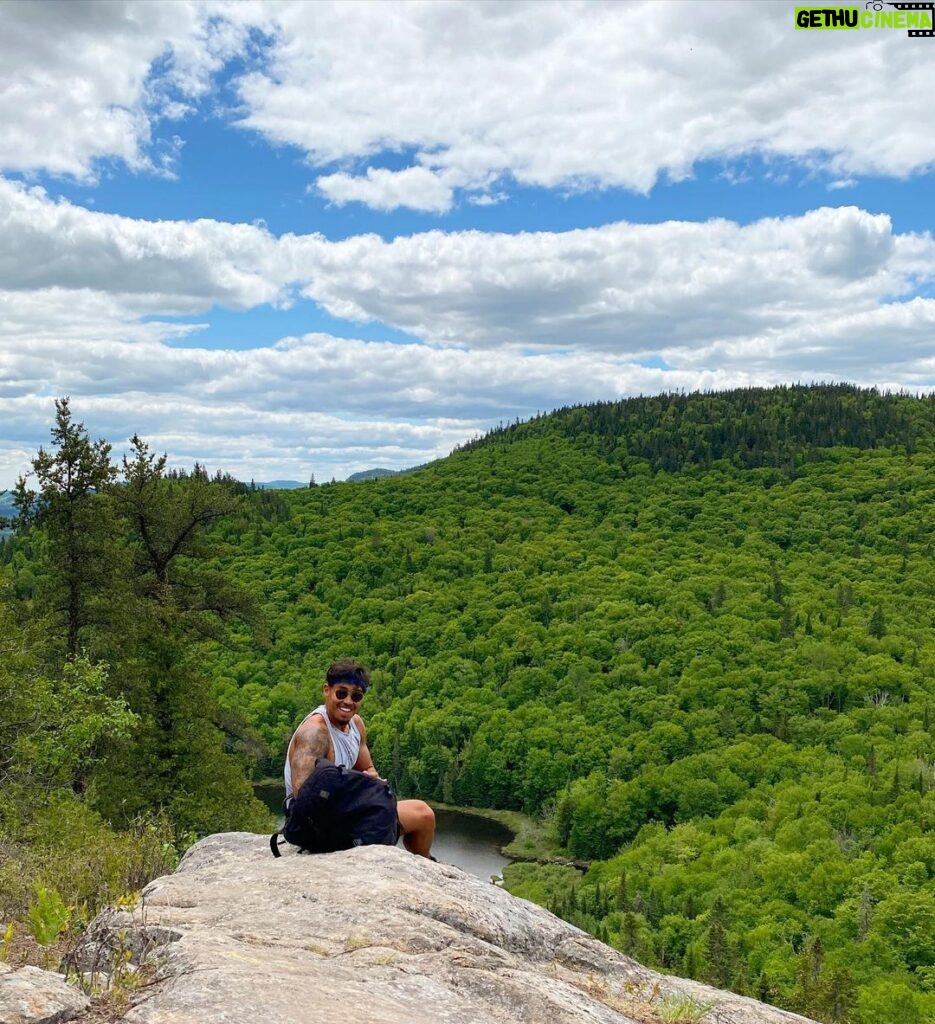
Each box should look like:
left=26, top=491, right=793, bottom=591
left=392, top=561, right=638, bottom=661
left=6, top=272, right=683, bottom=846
left=2, top=178, right=934, bottom=488
left=0, top=178, right=286, bottom=310
left=3, top=179, right=929, bottom=360
left=290, top=206, right=932, bottom=351
left=233, top=0, right=935, bottom=209
left=317, top=166, right=455, bottom=213
left=468, top=192, right=508, bottom=208
left=0, top=332, right=794, bottom=489
left=3, top=3, right=933, bottom=205
left=7, top=305, right=931, bottom=489
left=4, top=3, right=934, bottom=492
left=3, top=179, right=934, bottom=362
left=8, top=178, right=931, bottom=359
left=0, top=0, right=256, bottom=179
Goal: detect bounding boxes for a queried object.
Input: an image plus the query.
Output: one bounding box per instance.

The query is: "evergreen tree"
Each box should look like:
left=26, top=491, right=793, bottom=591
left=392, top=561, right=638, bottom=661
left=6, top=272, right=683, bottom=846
left=615, top=870, right=630, bottom=911
left=793, top=936, right=824, bottom=1019
left=756, top=972, right=774, bottom=1005
left=704, top=897, right=734, bottom=989
left=13, top=398, right=118, bottom=659
left=622, top=912, right=640, bottom=955
left=869, top=605, right=887, bottom=639
left=91, top=434, right=263, bottom=831
left=857, top=886, right=874, bottom=942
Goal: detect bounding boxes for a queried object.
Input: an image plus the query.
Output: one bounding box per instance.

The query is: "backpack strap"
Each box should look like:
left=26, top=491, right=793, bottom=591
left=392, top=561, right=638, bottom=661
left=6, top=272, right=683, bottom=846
left=270, top=832, right=285, bottom=858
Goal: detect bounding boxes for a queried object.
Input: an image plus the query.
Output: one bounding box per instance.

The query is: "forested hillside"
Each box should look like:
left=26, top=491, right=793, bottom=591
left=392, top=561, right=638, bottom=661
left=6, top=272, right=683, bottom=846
left=206, top=384, right=934, bottom=1024
left=3, top=385, right=933, bottom=1022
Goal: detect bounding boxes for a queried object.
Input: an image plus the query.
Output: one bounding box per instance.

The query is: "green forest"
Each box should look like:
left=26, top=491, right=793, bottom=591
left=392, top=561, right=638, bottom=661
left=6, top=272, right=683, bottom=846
left=2, top=385, right=934, bottom=1024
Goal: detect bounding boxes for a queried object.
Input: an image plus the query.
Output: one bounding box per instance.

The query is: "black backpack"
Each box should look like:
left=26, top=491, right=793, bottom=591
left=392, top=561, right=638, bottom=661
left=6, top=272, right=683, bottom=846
left=270, top=757, right=399, bottom=857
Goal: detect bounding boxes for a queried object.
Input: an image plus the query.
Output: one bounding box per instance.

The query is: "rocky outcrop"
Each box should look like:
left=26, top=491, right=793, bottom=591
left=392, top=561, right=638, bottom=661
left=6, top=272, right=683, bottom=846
left=0, top=962, right=88, bottom=1024
left=74, top=833, right=818, bottom=1024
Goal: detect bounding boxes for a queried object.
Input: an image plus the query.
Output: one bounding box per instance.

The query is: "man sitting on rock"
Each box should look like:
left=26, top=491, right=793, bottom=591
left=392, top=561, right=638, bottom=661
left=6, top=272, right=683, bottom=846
left=284, top=658, right=436, bottom=858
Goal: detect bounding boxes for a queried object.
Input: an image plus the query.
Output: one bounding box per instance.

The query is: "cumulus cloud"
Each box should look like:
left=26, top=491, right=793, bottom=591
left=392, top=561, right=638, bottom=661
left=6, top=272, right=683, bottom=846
left=4, top=3, right=934, bottom=491
left=234, top=0, right=935, bottom=209
left=0, top=331, right=805, bottom=489
left=0, top=1, right=260, bottom=179
left=5, top=178, right=933, bottom=357
left=2, top=179, right=934, bottom=488
left=289, top=206, right=933, bottom=352
left=6, top=304, right=932, bottom=489
left=317, top=167, right=455, bottom=213
left=0, top=178, right=286, bottom=310
left=3, top=3, right=933, bottom=204
left=0, top=325, right=709, bottom=425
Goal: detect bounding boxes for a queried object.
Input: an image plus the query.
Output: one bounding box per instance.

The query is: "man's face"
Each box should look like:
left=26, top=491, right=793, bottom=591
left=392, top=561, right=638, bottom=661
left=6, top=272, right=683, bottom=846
left=323, top=681, right=366, bottom=725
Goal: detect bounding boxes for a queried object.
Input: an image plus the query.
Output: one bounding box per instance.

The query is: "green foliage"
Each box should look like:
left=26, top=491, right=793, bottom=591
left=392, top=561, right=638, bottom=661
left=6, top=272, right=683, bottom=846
left=0, top=922, right=14, bottom=961
left=26, top=885, right=71, bottom=945
left=0, top=591, right=135, bottom=808
left=1, top=400, right=271, bottom=947
left=6, top=402, right=270, bottom=837
left=13, top=397, right=119, bottom=659
left=653, top=992, right=716, bottom=1023
left=463, top=383, right=931, bottom=472
left=198, top=384, right=935, bottom=1024
left=855, top=978, right=927, bottom=1024
left=501, top=861, right=581, bottom=909
left=23, top=658, right=136, bottom=792
left=0, top=793, right=180, bottom=927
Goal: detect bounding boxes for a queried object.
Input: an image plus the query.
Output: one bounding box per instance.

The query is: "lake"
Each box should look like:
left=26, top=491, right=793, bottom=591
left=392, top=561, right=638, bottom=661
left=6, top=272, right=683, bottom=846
left=255, top=784, right=512, bottom=882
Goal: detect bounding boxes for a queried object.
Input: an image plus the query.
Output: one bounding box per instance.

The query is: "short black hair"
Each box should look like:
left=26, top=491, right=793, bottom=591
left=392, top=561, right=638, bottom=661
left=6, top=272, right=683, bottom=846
left=325, top=658, right=370, bottom=690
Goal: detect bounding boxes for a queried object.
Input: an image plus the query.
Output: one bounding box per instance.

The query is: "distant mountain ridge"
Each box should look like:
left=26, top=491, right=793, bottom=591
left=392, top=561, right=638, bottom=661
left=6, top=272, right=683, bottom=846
left=252, top=471, right=409, bottom=487
left=252, top=480, right=305, bottom=490
left=0, top=494, right=16, bottom=530
left=346, top=468, right=401, bottom=483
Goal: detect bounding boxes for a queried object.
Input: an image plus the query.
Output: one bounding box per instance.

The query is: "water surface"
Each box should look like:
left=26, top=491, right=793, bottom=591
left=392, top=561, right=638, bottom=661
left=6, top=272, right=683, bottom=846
left=430, top=807, right=512, bottom=882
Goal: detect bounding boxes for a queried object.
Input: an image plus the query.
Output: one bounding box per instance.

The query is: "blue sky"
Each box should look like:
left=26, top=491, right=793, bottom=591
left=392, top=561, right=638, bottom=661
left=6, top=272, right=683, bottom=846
left=2, top=1, right=934, bottom=488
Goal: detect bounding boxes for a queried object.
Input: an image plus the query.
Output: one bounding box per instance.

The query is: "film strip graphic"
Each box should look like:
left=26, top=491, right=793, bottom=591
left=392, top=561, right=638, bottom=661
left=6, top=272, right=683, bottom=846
left=887, top=2, right=935, bottom=36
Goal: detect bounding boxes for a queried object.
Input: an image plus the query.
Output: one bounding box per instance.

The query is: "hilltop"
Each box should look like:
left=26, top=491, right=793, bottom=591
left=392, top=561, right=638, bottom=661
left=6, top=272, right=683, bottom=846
left=346, top=467, right=403, bottom=483
left=461, top=383, right=934, bottom=468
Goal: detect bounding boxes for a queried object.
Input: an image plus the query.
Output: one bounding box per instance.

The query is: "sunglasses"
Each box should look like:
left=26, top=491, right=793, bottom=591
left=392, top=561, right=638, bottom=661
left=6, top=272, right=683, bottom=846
left=332, top=686, right=366, bottom=703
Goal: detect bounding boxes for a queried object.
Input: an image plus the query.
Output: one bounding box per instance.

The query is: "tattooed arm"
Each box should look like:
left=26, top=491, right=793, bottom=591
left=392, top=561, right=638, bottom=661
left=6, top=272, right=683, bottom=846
left=289, top=719, right=332, bottom=796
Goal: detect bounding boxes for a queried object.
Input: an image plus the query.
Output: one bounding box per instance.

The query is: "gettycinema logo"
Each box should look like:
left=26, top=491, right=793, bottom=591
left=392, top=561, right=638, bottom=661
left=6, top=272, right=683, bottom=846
left=795, top=2, right=935, bottom=35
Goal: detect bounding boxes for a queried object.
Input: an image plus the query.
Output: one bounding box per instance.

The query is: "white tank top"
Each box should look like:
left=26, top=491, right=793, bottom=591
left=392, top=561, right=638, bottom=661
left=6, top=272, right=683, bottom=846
left=283, top=704, right=361, bottom=802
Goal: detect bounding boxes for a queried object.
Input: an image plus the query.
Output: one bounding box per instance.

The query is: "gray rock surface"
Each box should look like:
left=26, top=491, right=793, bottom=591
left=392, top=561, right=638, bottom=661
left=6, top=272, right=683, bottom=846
left=0, top=964, right=88, bottom=1024
left=77, top=833, right=818, bottom=1024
